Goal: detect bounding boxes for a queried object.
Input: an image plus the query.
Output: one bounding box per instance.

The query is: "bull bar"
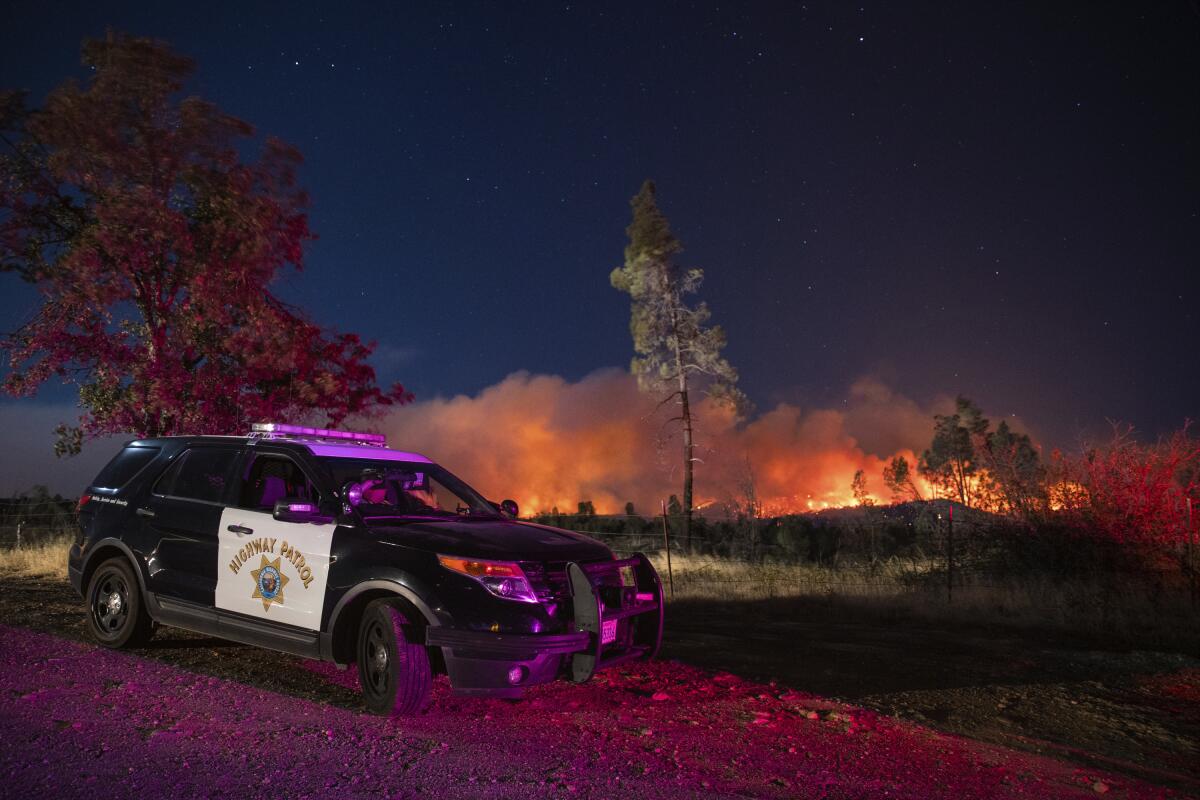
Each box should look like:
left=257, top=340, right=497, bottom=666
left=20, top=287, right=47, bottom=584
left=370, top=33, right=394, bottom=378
left=424, top=552, right=664, bottom=692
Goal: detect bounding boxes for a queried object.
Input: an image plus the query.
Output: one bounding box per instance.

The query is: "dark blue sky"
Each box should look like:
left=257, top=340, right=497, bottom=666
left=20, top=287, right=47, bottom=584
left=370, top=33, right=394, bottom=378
left=2, top=1, right=1197, bottom=447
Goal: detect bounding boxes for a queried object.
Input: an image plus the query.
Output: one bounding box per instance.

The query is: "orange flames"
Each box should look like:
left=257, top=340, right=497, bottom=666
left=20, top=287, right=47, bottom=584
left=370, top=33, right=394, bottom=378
left=379, top=370, right=948, bottom=516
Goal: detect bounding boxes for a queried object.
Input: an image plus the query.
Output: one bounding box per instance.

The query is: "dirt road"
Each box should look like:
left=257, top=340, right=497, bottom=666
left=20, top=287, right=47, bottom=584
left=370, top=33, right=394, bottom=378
left=1, top=577, right=1196, bottom=799
left=666, top=597, right=1200, bottom=793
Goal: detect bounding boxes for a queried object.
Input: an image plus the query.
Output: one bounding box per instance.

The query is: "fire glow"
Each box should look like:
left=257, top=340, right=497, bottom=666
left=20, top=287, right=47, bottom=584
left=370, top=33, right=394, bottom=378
left=377, top=370, right=947, bottom=516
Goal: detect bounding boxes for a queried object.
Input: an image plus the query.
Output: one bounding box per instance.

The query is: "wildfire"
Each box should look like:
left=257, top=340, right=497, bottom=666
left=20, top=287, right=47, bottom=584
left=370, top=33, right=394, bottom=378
left=379, top=370, right=946, bottom=517
left=1047, top=480, right=1089, bottom=512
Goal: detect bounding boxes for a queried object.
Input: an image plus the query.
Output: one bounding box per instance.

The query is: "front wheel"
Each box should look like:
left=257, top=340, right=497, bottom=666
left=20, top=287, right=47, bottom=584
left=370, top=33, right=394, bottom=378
left=357, top=599, right=432, bottom=715
left=86, top=557, right=155, bottom=648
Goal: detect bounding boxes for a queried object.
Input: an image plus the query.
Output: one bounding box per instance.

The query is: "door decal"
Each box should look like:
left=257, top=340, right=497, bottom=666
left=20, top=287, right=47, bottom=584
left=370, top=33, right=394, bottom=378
left=216, top=509, right=333, bottom=630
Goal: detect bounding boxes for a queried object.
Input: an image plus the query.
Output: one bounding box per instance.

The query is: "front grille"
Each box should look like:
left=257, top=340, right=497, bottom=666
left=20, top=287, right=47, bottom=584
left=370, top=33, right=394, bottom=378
left=520, top=561, right=571, bottom=603
left=521, top=559, right=624, bottom=605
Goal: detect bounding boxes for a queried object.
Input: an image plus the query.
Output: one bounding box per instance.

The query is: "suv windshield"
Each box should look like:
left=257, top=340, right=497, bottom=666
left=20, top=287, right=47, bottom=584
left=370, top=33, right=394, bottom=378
left=318, top=458, right=498, bottom=519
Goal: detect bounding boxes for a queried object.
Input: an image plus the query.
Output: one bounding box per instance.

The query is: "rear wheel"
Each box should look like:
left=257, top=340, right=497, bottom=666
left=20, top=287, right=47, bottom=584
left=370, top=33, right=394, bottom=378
left=86, top=557, right=155, bottom=648
left=357, top=599, right=432, bottom=715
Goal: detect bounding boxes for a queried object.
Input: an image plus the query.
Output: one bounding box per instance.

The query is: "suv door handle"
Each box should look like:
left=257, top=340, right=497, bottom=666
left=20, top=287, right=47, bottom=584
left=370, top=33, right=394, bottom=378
left=136, top=507, right=155, bottom=518
left=227, top=524, right=253, bottom=536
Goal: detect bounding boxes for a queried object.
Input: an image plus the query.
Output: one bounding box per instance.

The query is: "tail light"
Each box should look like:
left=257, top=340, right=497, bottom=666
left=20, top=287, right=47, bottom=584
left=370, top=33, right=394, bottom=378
left=76, top=494, right=92, bottom=513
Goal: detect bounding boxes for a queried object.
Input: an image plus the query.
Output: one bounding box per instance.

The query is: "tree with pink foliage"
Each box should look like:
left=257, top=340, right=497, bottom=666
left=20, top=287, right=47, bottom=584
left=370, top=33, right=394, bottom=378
left=1052, top=424, right=1199, bottom=548
left=0, top=34, right=411, bottom=454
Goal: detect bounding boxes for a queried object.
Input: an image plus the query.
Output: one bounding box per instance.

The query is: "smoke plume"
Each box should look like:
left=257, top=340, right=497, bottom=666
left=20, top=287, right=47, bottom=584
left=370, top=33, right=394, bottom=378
left=381, top=370, right=950, bottom=515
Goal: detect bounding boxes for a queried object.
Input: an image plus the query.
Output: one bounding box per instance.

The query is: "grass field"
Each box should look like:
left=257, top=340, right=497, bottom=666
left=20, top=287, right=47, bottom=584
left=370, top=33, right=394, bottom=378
left=647, top=553, right=1198, bottom=652
left=5, top=536, right=1193, bottom=652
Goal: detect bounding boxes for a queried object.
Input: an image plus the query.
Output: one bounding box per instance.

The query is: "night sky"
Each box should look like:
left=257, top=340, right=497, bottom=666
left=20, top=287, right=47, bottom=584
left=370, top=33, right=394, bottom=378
left=1, top=1, right=1197, bottom=450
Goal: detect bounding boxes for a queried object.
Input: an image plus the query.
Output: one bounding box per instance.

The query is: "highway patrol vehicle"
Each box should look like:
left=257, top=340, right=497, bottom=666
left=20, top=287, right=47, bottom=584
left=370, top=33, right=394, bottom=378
left=68, top=423, right=663, bottom=714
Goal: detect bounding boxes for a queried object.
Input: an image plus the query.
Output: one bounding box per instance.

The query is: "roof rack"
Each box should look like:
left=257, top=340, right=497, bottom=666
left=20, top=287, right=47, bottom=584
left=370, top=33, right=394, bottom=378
left=248, top=422, right=387, bottom=447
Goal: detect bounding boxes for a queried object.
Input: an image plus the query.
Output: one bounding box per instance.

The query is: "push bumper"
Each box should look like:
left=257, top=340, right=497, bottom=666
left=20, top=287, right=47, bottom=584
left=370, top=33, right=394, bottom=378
left=426, top=553, right=664, bottom=696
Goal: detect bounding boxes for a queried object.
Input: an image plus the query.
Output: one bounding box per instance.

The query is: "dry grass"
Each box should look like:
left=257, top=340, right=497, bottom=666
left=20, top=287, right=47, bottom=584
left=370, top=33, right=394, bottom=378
left=649, top=553, right=1199, bottom=652
left=648, top=553, right=935, bottom=601
left=2, top=540, right=1192, bottom=652
left=0, top=535, right=70, bottom=579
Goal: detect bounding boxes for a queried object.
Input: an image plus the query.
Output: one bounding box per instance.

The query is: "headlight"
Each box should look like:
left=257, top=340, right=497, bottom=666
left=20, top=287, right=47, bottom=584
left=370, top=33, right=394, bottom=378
left=438, top=555, right=539, bottom=603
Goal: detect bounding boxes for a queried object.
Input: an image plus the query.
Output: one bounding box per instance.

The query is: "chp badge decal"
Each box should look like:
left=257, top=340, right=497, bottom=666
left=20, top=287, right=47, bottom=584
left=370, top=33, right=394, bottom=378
left=249, top=554, right=289, bottom=610
left=228, top=537, right=318, bottom=614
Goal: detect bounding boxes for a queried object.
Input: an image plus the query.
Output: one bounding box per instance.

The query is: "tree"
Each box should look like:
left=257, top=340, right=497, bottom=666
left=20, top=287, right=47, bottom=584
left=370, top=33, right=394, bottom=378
left=0, top=34, right=411, bottom=453
left=1054, top=422, right=1199, bottom=547
left=624, top=501, right=636, bottom=517
left=576, top=500, right=596, bottom=517
left=610, top=180, right=745, bottom=550
left=982, top=420, right=1044, bottom=515
left=882, top=455, right=923, bottom=502
left=918, top=396, right=1044, bottom=514
left=851, top=469, right=874, bottom=507
left=919, top=396, right=989, bottom=507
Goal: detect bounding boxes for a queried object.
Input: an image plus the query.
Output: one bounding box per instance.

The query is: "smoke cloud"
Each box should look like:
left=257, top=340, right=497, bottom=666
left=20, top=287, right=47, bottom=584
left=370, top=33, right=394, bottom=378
left=381, top=370, right=950, bottom=515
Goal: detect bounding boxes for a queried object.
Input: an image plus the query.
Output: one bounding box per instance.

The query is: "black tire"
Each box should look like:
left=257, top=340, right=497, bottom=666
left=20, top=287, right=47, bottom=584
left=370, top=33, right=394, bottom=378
left=357, top=599, right=432, bottom=715
left=86, top=557, right=155, bottom=648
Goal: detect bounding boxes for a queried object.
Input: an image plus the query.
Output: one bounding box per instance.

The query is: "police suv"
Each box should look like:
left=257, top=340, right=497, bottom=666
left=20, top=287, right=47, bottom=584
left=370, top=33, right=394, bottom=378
left=68, top=423, right=663, bottom=714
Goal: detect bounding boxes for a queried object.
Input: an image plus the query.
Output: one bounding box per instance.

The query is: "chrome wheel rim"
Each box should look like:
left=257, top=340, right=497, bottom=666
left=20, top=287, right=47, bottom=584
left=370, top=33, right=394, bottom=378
left=91, top=571, right=130, bottom=635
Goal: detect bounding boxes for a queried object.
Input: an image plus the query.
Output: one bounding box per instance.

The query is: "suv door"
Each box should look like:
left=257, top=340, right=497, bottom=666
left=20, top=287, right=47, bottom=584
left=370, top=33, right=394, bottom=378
left=215, top=450, right=335, bottom=631
left=139, top=444, right=241, bottom=606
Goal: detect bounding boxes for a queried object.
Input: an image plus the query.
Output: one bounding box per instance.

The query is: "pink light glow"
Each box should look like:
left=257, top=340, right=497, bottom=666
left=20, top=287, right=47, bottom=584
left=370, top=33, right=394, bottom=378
left=251, top=422, right=387, bottom=445
left=5, top=623, right=1171, bottom=798
left=304, top=442, right=432, bottom=462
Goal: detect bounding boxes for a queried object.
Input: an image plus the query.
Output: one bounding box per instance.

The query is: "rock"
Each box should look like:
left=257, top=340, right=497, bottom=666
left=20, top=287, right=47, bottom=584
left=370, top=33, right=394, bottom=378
left=1092, top=780, right=1109, bottom=794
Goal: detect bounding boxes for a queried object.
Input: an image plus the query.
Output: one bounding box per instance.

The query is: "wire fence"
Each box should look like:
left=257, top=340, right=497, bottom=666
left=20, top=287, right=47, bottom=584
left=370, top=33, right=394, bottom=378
left=3, top=498, right=1196, bottom=612
left=0, top=496, right=77, bottom=549
left=531, top=505, right=1200, bottom=608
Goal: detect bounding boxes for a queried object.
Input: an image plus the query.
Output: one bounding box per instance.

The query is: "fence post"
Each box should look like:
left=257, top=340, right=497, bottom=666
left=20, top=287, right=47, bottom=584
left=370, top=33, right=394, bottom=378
left=946, top=504, right=954, bottom=604
left=15, top=518, right=22, bottom=550
left=1189, top=497, right=1196, bottom=611
left=660, top=499, right=674, bottom=600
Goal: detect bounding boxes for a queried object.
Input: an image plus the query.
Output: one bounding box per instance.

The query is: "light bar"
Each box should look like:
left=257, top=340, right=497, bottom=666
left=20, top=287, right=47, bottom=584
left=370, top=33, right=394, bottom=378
left=250, top=422, right=387, bottom=446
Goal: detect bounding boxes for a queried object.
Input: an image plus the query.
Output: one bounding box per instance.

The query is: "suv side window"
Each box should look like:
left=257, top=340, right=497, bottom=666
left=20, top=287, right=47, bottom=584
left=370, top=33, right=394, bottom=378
left=153, top=447, right=240, bottom=503
left=236, top=453, right=322, bottom=512
left=92, top=445, right=161, bottom=491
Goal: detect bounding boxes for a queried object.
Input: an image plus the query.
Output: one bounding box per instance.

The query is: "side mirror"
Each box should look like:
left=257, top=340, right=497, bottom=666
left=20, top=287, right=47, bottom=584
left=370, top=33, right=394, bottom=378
left=499, top=499, right=519, bottom=518
left=273, top=498, right=325, bottom=523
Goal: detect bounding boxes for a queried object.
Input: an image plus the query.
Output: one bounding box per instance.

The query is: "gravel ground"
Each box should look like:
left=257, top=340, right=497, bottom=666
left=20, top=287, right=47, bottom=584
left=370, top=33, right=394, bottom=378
left=666, top=599, right=1200, bottom=793
left=1, top=577, right=1196, bottom=799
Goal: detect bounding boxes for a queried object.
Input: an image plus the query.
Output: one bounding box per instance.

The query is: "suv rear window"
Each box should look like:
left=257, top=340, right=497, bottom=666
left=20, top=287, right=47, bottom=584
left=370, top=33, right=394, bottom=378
left=92, top=445, right=161, bottom=491
left=153, top=447, right=240, bottom=503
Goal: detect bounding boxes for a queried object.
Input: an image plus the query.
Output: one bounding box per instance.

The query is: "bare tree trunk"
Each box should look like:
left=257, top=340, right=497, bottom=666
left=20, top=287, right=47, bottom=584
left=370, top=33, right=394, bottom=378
left=670, top=301, right=695, bottom=553
left=679, top=376, right=694, bottom=554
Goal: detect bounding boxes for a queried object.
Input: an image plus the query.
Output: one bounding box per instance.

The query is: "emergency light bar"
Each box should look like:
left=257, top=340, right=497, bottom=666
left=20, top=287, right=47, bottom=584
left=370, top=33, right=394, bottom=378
left=249, top=422, right=387, bottom=447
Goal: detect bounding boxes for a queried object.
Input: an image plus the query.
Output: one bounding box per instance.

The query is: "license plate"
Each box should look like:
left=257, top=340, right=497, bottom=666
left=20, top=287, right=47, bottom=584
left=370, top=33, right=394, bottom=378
left=601, top=618, right=618, bottom=644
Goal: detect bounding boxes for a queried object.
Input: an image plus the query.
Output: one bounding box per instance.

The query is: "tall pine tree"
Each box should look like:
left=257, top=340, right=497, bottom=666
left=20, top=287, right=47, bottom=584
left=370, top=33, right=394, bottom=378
left=610, top=180, right=744, bottom=549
